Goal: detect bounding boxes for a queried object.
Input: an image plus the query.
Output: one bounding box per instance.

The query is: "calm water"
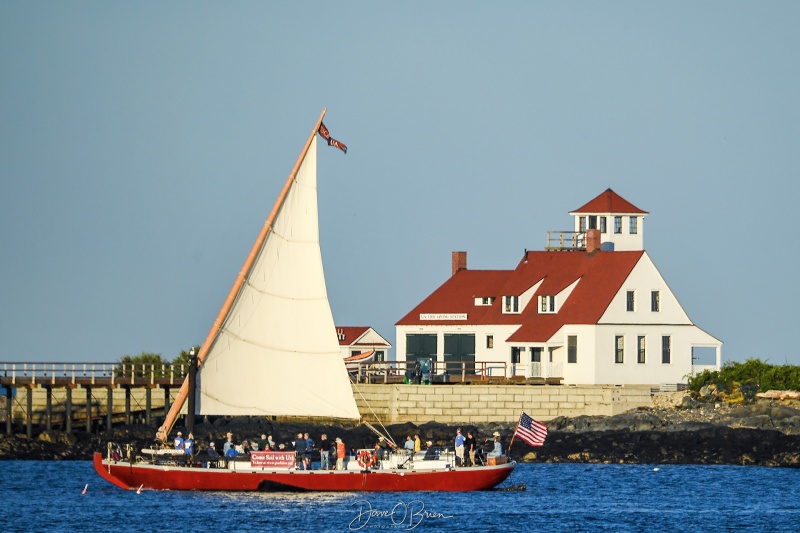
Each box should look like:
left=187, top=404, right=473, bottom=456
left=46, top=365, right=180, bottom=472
left=3, top=461, right=798, bottom=532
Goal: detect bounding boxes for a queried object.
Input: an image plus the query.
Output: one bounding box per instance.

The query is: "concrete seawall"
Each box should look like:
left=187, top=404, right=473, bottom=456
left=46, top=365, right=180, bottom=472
left=355, top=384, right=653, bottom=424
left=7, top=384, right=653, bottom=427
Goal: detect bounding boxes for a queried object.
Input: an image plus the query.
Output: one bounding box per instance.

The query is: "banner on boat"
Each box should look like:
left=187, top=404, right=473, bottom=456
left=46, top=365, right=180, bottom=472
left=250, top=451, right=296, bottom=468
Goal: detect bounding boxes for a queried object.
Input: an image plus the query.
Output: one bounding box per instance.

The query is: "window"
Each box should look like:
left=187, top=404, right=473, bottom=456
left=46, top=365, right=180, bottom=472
left=588, top=215, right=597, bottom=230
left=651, top=291, right=660, bottom=312
left=614, top=216, right=622, bottom=234
left=615, top=335, right=624, bottom=363
left=637, top=336, right=646, bottom=364
left=662, top=336, right=671, bottom=364
left=530, top=347, right=542, bottom=363
left=629, top=216, right=638, bottom=234
left=376, top=351, right=385, bottom=363
left=486, top=335, right=493, bottom=349
left=600, top=216, right=607, bottom=234
left=540, top=295, right=555, bottom=313
left=567, top=335, right=577, bottom=363
left=511, top=347, right=523, bottom=364
left=579, top=216, right=587, bottom=232
left=504, top=295, right=519, bottom=314
left=626, top=291, right=635, bottom=312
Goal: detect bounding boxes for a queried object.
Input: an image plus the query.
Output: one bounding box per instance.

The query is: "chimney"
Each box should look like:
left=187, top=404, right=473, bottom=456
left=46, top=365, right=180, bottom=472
left=452, top=251, right=467, bottom=276
left=586, top=229, right=601, bottom=255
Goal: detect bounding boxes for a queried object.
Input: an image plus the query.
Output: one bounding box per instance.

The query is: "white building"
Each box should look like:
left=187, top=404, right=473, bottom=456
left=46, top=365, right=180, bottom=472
left=336, top=326, right=391, bottom=363
left=395, top=189, right=721, bottom=386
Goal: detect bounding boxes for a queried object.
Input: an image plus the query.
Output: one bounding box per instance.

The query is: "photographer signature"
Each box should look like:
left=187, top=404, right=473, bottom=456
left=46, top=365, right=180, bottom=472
left=349, top=499, right=453, bottom=530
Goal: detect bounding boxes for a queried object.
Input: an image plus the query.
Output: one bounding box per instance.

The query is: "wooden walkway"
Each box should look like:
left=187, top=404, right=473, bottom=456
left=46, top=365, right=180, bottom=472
left=1, top=362, right=189, bottom=438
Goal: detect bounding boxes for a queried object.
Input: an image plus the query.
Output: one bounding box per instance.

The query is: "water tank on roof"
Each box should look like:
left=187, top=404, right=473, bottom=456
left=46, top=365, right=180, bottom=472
left=601, top=242, right=615, bottom=252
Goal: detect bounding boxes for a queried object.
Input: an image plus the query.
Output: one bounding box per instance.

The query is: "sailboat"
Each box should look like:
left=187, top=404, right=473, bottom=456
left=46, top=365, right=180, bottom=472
left=93, top=109, right=516, bottom=491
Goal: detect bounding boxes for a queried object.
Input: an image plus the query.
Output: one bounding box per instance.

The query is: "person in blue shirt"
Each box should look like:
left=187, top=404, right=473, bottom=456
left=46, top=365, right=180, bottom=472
left=304, top=433, right=313, bottom=470
left=488, top=431, right=503, bottom=457
left=183, top=433, right=194, bottom=455
left=225, top=445, right=238, bottom=459
left=454, top=428, right=465, bottom=467
left=173, top=431, right=184, bottom=451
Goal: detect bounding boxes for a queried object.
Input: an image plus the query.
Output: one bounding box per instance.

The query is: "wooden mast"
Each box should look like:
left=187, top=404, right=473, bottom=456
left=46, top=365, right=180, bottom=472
left=156, top=108, right=328, bottom=442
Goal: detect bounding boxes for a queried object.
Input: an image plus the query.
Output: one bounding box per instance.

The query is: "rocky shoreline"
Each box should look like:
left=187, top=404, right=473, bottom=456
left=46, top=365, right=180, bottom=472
left=2, top=398, right=799, bottom=467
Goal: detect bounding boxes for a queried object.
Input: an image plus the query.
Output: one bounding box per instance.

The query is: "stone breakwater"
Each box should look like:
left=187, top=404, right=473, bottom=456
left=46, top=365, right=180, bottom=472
left=1, top=400, right=799, bottom=467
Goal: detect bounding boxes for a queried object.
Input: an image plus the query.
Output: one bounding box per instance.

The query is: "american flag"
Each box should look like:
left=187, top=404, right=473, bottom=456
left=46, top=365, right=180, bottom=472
left=516, top=411, right=548, bottom=447
left=318, top=122, right=348, bottom=154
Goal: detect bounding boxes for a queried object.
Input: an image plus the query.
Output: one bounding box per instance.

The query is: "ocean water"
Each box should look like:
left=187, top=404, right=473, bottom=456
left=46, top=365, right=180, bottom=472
left=3, top=461, right=799, bottom=532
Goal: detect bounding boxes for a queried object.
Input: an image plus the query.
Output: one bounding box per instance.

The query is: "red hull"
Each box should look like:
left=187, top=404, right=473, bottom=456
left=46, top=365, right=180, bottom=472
left=93, top=453, right=515, bottom=492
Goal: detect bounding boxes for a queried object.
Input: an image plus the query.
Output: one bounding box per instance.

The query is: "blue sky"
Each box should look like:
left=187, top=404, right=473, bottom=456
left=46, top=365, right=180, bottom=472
left=1, top=2, right=798, bottom=366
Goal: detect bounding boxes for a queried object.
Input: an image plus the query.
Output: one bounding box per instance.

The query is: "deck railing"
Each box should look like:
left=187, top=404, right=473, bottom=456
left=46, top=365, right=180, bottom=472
left=545, top=230, right=586, bottom=251
left=0, top=362, right=189, bottom=386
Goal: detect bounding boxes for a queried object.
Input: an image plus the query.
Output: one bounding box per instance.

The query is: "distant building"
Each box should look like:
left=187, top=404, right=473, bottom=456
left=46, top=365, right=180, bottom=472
left=395, top=189, right=721, bottom=386
left=336, top=326, right=392, bottom=363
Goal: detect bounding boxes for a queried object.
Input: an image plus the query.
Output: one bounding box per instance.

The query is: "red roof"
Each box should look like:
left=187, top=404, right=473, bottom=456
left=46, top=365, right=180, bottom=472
left=396, top=250, right=644, bottom=343
left=335, top=326, right=390, bottom=347
left=570, top=188, right=648, bottom=215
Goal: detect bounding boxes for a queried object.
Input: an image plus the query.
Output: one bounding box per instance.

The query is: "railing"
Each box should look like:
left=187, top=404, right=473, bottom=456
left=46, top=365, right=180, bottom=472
left=546, top=230, right=586, bottom=251
left=0, top=362, right=189, bottom=386
left=691, top=364, right=719, bottom=376
left=349, top=360, right=564, bottom=383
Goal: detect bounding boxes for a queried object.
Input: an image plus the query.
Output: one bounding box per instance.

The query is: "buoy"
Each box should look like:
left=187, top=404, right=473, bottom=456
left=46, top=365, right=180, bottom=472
left=136, top=484, right=143, bottom=494
left=653, top=467, right=659, bottom=472
left=82, top=484, right=88, bottom=494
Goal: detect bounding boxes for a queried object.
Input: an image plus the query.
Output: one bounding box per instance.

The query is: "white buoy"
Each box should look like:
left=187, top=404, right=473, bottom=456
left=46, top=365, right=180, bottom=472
left=653, top=467, right=659, bottom=472
left=82, top=484, right=88, bottom=494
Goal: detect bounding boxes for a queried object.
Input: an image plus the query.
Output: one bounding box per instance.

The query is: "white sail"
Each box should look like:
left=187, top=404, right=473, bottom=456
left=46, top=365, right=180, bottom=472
left=195, top=134, right=360, bottom=420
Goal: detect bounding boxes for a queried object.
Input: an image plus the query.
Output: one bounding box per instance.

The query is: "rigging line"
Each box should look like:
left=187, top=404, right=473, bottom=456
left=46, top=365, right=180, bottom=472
left=349, top=376, right=396, bottom=447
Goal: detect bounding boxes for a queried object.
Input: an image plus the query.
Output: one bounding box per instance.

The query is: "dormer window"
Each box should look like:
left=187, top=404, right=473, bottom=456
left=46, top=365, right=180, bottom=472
left=503, top=295, right=519, bottom=314
left=539, top=295, right=556, bottom=313
left=475, top=297, right=495, bottom=306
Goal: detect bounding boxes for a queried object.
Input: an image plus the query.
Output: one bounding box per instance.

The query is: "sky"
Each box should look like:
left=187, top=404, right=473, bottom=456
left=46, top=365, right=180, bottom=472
left=1, top=2, right=799, bottom=366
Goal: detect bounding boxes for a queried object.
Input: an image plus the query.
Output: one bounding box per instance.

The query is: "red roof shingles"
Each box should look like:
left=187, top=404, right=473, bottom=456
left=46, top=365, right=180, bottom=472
left=571, top=188, right=648, bottom=215
left=335, top=326, right=389, bottom=347
left=396, top=250, right=645, bottom=343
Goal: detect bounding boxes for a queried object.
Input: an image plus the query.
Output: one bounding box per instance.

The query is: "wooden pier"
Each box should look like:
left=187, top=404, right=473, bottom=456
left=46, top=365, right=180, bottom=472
left=1, top=362, right=189, bottom=438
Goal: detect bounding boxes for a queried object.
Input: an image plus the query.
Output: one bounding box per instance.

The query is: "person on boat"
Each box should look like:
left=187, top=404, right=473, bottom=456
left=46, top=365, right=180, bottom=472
left=465, top=431, right=477, bottom=467
left=207, top=441, right=220, bottom=459
left=335, top=437, right=345, bottom=471
left=414, top=434, right=421, bottom=452
left=268, top=435, right=276, bottom=451
left=319, top=434, right=332, bottom=470
left=223, top=432, right=233, bottom=455
left=304, top=432, right=313, bottom=470
left=403, top=435, right=415, bottom=456
left=173, top=431, right=184, bottom=451
left=258, top=434, right=269, bottom=451
left=454, top=428, right=465, bottom=466
left=488, top=431, right=503, bottom=458
left=294, top=433, right=306, bottom=469
left=225, top=444, right=238, bottom=460
left=423, top=441, right=437, bottom=460
left=183, top=433, right=195, bottom=455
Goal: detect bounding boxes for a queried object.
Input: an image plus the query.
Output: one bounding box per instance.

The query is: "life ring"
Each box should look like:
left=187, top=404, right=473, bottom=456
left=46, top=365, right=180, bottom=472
left=357, top=450, right=375, bottom=468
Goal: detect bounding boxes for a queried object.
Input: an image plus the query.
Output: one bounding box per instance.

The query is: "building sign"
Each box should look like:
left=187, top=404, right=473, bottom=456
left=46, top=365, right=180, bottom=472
left=250, top=451, right=296, bottom=468
left=420, top=313, right=468, bottom=321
